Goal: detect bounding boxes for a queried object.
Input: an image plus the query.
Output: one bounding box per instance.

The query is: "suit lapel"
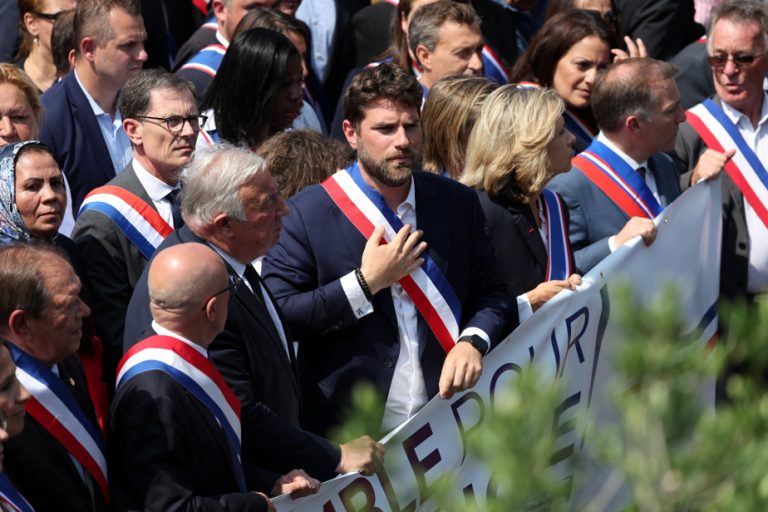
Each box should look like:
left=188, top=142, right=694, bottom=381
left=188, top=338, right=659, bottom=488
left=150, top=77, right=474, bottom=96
left=117, top=164, right=161, bottom=213
left=507, top=199, right=548, bottom=271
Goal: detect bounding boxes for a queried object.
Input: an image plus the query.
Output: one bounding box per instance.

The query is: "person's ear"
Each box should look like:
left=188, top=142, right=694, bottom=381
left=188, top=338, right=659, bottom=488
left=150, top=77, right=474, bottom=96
left=342, top=120, right=359, bottom=150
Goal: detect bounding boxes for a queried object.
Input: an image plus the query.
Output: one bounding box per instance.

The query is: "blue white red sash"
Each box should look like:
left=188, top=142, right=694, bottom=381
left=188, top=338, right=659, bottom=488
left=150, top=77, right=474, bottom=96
left=514, top=81, right=541, bottom=90
left=481, top=45, right=508, bottom=85
left=321, top=164, right=462, bottom=353
left=0, top=473, right=33, bottom=512
left=116, top=335, right=246, bottom=492
left=572, top=140, right=663, bottom=219
left=79, top=185, right=173, bottom=260
left=541, top=189, right=573, bottom=281
left=687, top=98, right=768, bottom=228
left=563, top=109, right=596, bottom=145
left=10, top=346, right=108, bottom=503
left=180, top=44, right=226, bottom=77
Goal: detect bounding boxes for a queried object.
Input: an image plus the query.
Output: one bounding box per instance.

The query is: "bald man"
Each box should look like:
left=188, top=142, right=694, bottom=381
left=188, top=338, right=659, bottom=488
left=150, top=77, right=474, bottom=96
left=109, top=243, right=318, bottom=512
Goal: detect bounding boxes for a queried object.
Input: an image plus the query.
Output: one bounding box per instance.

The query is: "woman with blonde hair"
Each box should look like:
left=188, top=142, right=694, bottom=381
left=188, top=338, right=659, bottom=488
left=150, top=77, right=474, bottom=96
left=421, top=75, right=498, bottom=179
left=462, top=86, right=580, bottom=325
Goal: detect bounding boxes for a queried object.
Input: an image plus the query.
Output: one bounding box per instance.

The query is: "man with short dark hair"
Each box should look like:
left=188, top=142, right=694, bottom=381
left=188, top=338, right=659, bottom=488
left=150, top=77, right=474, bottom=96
left=39, top=0, right=148, bottom=219
left=408, top=0, right=484, bottom=91
left=262, top=62, right=510, bottom=436
left=72, top=68, right=200, bottom=386
left=0, top=244, right=105, bottom=512
left=548, top=58, right=687, bottom=273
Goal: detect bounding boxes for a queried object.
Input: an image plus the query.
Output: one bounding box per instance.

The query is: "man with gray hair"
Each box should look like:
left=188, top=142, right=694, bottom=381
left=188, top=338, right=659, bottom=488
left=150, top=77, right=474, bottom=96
left=124, top=144, right=384, bottom=492
left=39, top=0, right=148, bottom=218
left=72, top=68, right=201, bottom=387
left=548, top=58, right=688, bottom=272
left=408, top=0, right=484, bottom=91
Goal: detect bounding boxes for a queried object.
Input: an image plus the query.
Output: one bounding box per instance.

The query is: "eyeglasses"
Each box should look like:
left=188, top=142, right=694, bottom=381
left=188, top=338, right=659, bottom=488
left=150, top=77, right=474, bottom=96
left=135, top=114, right=207, bottom=134
left=33, top=9, right=73, bottom=22
left=201, top=275, right=242, bottom=311
left=707, top=52, right=766, bottom=69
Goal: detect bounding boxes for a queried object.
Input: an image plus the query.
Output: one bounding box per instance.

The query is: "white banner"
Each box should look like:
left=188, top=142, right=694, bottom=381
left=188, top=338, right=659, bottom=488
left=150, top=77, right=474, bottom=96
left=275, top=179, right=722, bottom=512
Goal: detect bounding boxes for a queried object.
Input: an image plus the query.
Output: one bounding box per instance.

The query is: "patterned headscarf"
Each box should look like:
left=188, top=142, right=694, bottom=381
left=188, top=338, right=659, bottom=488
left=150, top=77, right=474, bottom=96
left=0, top=141, right=46, bottom=244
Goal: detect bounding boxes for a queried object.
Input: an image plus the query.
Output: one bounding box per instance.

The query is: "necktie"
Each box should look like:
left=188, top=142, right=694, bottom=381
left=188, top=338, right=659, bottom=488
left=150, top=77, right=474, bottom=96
left=243, top=264, right=264, bottom=303
left=165, top=188, right=183, bottom=229
left=243, top=264, right=296, bottom=365
left=637, top=166, right=647, bottom=180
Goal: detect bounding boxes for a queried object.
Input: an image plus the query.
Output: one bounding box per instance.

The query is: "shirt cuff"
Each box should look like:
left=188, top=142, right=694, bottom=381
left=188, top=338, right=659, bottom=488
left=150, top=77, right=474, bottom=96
left=458, top=327, right=491, bottom=348
left=516, top=293, right=534, bottom=324
left=341, top=271, right=373, bottom=319
left=608, top=235, right=617, bottom=253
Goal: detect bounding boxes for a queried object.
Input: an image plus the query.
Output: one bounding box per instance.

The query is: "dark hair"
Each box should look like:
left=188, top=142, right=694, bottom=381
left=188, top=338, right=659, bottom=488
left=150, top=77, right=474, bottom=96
left=544, top=0, right=621, bottom=36
left=51, top=10, right=77, bottom=79
left=74, top=0, right=142, bottom=55
left=119, top=69, right=195, bottom=120
left=509, top=10, right=618, bottom=87
left=408, top=0, right=480, bottom=60
left=201, top=28, right=300, bottom=149
left=14, top=141, right=57, bottom=164
left=342, top=62, right=424, bottom=127
left=256, top=130, right=353, bottom=198
left=591, top=58, right=678, bottom=132
left=235, top=6, right=310, bottom=44
left=0, top=243, right=70, bottom=327
left=377, top=0, right=421, bottom=72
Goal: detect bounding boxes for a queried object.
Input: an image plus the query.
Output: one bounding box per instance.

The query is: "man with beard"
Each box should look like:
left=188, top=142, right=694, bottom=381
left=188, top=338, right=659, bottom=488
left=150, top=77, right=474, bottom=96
left=262, top=62, right=510, bottom=437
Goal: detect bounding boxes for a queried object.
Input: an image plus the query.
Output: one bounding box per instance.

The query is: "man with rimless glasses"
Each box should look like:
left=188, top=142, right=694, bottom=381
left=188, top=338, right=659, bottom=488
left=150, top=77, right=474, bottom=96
left=72, top=69, right=201, bottom=389
left=674, top=0, right=768, bottom=305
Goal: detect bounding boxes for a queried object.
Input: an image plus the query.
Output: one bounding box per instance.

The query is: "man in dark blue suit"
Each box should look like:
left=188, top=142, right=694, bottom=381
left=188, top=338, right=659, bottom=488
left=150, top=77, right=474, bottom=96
left=262, top=63, right=510, bottom=436
left=39, top=0, right=148, bottom=219
left=548, top=58, right=686, bottom=273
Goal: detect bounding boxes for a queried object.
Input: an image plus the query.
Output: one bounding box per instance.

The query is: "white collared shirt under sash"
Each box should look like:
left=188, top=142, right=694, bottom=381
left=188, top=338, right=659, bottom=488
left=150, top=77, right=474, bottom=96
left=132, top=158, right=179, bottom=229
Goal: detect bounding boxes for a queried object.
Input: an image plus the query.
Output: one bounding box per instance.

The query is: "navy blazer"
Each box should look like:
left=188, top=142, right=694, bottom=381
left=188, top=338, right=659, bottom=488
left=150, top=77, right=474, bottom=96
left=547, top=151, right=682, bottom=273
left=262, top=171, right=510, bottom=436
left=39, top=71, right=117, bottom=216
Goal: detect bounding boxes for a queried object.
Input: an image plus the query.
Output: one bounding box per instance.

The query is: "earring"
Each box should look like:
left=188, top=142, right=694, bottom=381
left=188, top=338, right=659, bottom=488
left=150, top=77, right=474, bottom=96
left=34, top=36, right=39, bottom=46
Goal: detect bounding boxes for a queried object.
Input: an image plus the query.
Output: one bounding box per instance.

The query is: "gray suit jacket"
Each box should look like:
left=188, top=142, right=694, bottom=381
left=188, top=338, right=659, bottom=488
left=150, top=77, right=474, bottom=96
left=673, top=98, right=750, bottom=300
left=71, top=163, right=160, bottom=386
left=548, top=151, right=682, bottom=273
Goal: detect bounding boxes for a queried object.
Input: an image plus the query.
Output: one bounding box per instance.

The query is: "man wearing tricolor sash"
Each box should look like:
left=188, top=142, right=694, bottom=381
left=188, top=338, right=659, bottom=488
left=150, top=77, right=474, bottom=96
left=262, top=63, right=510, bottom=436
left=0, top=244, right=107, bottom=512
left=111, top=243, right=321, bottom=511
left=548, top=58, right=686, bottom=273
left=72, top=70, right=198, bottom=388
left=673, top=0, right=768, bottom=304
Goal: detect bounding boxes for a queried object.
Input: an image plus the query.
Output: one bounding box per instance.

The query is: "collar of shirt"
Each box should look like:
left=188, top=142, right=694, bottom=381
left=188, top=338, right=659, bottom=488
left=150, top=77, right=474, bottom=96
left=215, top=30, right=230, bottom=48
left=132, top=158, right=178, bottom=203
left=206, top=241, right=246, bottom=278
left=74, top=70, right=119, bottom=122
left=596, top=131, right=648, bottom=172
left=394, top=176, right=417, bottom=218
left=151, top=320, right=207, bottom=357
left=721, top=91, right=768, bottom=132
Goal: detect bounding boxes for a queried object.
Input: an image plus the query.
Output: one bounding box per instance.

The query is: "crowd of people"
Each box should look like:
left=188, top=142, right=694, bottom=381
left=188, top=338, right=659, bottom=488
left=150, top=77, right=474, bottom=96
left=0, top=0, right=762, bottom=509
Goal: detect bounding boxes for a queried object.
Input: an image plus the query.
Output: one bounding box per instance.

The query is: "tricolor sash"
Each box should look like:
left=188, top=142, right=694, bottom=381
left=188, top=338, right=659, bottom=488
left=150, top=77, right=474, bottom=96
left=687, top=98, right=768, bottom=228
left=563, top=109, right=597, bottom=145
left=481, top=45, right=508, bottom=85
left=116, top=335, right=246, bottom=491
left=180, top=44, right=226, bottom=77
left=541, top=189, right=573, bottom=281
left=0, top=473, right=33, bottom=512
left=79, top=185, right=173, bottom=260
left=10, top=346, right=108, bottom=503
left=321, top=164, right=462, bottom=353
left=572, top=140, right=663, bottom=219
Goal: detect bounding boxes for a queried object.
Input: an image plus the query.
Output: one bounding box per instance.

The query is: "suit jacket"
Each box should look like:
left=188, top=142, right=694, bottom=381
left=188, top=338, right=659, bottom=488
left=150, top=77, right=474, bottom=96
left=547, top=152, right=682, bottom=273
left=261, top=171, right=510, bottom=436
left=673, top=98, right=749, bottom=300
left=109, top=361, right=269, bottom=512
left=39, top=71, right=117, bottom=216
left=123, top=225, right=340, bottom=480
left=71, top=162, right=162, bottom=387
left=670, top=38, right=714, bottom=110
left=173, top=22, right=218, bottom=72
left=615, top=0, right=704, bottom=61
left=477, top=190, right=573, bottom=298
left=4, top=355, right=108, bottom=512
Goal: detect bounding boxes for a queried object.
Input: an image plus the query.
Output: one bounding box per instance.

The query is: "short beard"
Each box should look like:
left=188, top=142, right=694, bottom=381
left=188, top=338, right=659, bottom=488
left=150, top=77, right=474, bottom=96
left=358, top=148, right=421, bottom=187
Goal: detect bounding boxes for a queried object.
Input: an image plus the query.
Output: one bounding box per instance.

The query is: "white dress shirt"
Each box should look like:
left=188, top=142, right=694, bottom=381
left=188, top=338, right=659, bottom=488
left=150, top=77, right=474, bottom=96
left=132, top=158, right=180, bottom=228
left=721, top=96, right=768, bottom=293
left=152, top=320, right=207, bottom=357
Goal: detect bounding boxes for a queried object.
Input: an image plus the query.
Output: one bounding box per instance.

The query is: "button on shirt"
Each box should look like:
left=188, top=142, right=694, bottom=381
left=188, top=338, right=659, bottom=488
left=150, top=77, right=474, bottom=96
left=73, top=71, right=132, bottom=174
left=721, top=96, right=768, bottom=293
left=132, top=158, right=181, bottom=229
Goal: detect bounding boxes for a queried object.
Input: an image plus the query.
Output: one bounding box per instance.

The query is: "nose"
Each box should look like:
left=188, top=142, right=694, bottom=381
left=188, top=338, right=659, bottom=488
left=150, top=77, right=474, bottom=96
left=467, top=52, right=483, bottom=75
left=300, top=58, right=309, bottom=81
left=78, top=297, right=91, bottom=319
left=137, top=43, right=148, bottom=63
left=722, top=58, right=739, bottom=76
left=0, top=116, right=16, bottom=139
left=181, top=116, right=198, bottom=137
left=40, top=182, right=58, bottom=203
left=584, top=68, right=598, bottom=86
left=566, top=129, right=576, bottom=147
left=17, top=383, right=30, bottom=406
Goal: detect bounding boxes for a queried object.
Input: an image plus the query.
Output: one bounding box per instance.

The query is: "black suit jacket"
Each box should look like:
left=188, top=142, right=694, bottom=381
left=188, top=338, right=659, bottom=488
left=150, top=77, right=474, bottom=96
left=109, top=366, right=269, bottom=511
left=5, top=355, right=108, bottom=512
left=615, top=0, right=704, bottom=60
left=38, top=71, right=119, bottom=216
left=123, top=225, right=340, bottom=480
left=72, top=162, right=163, bottom=386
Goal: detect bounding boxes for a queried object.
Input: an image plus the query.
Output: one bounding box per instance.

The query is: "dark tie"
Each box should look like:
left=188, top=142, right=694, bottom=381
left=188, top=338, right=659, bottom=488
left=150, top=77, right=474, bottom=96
left=637, top=166, right=647, bottom=181
left=165, top=188, right=183, bottom=228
